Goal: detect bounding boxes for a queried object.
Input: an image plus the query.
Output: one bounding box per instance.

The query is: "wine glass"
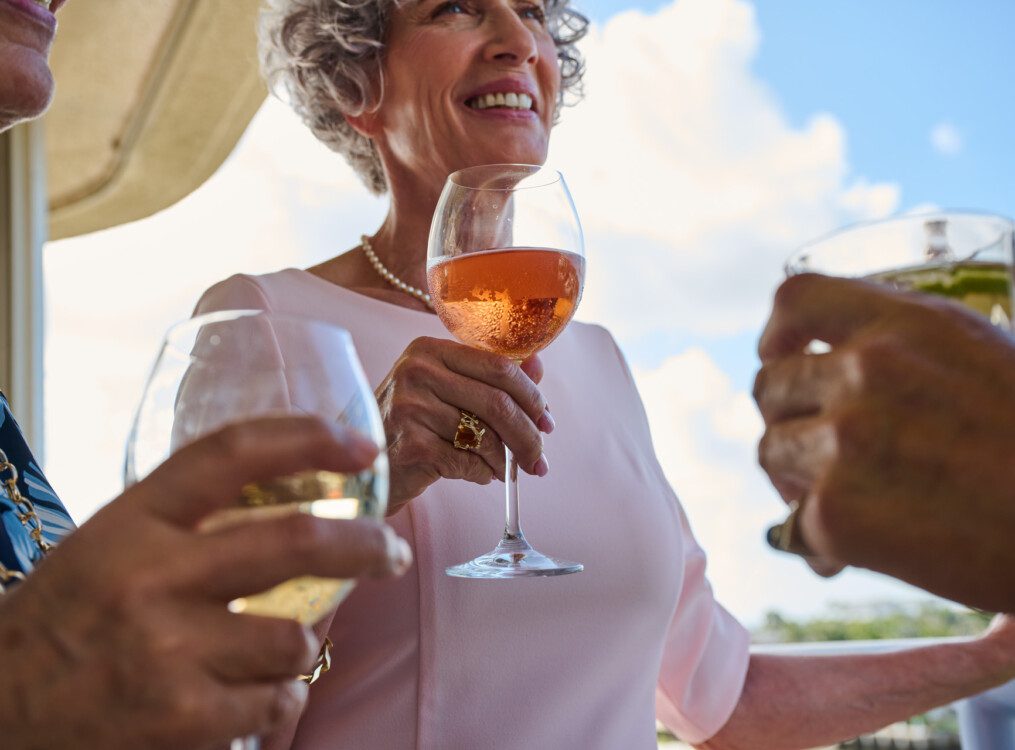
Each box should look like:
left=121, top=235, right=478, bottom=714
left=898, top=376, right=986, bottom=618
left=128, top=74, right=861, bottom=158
left=124, top=309, right=388, bottom=750
left=787, top=210, right=1015, bottom=330
left=768, top=211, right=1015, bottom=568
left=427, top=163, right=585, bottom=579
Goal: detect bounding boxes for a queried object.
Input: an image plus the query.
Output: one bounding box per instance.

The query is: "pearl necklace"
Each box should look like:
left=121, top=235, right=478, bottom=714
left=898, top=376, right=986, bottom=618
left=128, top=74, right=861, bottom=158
left=361, top=235, right=434, bottom=310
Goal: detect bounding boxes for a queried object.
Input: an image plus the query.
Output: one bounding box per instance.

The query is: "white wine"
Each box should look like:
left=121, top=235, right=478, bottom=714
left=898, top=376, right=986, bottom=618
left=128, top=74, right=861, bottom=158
left=868, top=260, right=1013, bottom=329
left=202, top=466, right=387, bottom=625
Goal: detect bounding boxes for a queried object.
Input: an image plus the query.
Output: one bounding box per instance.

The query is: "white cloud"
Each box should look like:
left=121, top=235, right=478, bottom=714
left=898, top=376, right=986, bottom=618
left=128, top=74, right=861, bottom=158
left=930, top=121, right=963, bottom=156
left=553, top=0, right=899, bottom=339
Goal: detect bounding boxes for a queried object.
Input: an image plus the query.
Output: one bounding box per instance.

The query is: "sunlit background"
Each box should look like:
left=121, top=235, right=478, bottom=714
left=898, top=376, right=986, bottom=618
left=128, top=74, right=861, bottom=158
left=42, top=0, right=1015, bottom=630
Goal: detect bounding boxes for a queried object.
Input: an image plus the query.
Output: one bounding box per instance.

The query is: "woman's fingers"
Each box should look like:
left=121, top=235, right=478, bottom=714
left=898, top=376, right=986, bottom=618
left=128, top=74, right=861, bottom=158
left=758, top=415, right=837, bottom=501
left=138, top=416, right=378, bottom=527
left=198, top=679, right=309, bottom=745
left=430, top=339, right=550, bottom=429
left=431, top=370, right=545, bottom=474
left=177, top=606, right=320, bottom=682
left=190, top=517, right=411, bottom=601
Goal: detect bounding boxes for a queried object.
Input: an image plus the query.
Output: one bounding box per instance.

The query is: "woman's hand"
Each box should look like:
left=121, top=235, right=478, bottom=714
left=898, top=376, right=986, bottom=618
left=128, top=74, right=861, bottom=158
left=0, top=416, right=411, bottom=750
left=753, top=273, right=1015, bottom=613
left=376, top=336, right=553, bottom=513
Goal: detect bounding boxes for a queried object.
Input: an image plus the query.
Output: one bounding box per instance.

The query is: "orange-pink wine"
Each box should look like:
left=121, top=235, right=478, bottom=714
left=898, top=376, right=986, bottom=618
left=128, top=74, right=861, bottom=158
left=428, top=247, right=585, bottom=360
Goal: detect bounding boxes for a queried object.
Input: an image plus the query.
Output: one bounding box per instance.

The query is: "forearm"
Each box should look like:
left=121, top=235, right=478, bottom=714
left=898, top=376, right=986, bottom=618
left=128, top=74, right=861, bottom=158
left=699, top=640, right=1015, bottom=750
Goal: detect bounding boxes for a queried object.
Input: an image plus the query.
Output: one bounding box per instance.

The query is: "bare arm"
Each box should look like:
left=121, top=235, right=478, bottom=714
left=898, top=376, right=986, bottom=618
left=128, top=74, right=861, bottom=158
left=698, top=617, right=1015, bottom=750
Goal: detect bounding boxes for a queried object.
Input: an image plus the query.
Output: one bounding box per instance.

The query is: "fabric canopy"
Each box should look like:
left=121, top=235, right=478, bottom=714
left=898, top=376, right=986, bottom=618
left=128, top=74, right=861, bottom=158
left=44, top=0, right=268, bottom=240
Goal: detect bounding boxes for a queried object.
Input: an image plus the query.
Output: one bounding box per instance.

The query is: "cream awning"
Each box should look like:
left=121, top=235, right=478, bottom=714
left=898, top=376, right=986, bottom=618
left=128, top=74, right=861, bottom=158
left=45, top=0, right=268, bottom=240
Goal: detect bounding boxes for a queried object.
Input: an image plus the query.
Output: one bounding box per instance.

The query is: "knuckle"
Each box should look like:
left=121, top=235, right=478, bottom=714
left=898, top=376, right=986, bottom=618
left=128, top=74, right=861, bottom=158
left=285, top=513, right=332, bottom=558
left=486, top=355, right=516, bottom=382
left=437, top=451, right=466, bottom=479
left=751, top=366, right=768, bottom=404
left=389, top=396, right=429, bottom=425
left=268, top=681, right=308, bottom=728
left=487, top=390, right=518, bottom=424
left=207, top=423, right=255, bottom=463
left=756, top=429, right=775, bottom=474
left=773, top=273, right=814, bottom=310
left=167, top=686, right=212, bottom=730
left=269, top=619, right=315, bottom=669
left=827, top=406, right=874, bottom=464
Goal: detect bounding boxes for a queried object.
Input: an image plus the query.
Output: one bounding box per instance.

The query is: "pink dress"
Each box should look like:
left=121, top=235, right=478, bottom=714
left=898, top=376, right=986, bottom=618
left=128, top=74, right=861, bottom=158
left=195, top=270, right=750, bottom=749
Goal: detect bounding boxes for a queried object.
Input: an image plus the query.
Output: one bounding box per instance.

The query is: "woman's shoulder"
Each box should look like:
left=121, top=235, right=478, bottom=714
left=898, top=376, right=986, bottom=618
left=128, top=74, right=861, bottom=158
left=562, top=320, right=625, bottom=359
left=194, top=269, right=322, bottom=316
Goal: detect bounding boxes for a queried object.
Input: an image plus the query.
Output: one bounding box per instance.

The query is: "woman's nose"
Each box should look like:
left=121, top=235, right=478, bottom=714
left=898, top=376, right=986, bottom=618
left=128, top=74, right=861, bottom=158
left=482, top=7, right=539, bottom=65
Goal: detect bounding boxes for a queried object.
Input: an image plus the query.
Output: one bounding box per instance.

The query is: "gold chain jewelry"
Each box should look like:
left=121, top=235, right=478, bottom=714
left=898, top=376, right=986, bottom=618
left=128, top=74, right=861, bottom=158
left=361, top=235, right=434, bottom=309
left=0, top=448, right=53, bottom=593
left=300, top=637, right=333, bottom=685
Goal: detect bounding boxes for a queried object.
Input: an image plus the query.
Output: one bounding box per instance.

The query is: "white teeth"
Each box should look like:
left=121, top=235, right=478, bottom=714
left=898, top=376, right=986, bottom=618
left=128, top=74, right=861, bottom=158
left=468, top=92, right=534, bottom=111
left=33, top=0, right=52, bottom=8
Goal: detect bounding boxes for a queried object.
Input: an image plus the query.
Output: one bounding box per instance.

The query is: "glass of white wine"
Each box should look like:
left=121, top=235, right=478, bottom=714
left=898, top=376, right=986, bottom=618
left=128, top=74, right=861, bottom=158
left=786, top=210, right=1015, bottom=330
left=769, top=211, right=1014, bottom=570
left=427, top=163, right=586, bottom=579
left=124, top=309, right=388, bottom=750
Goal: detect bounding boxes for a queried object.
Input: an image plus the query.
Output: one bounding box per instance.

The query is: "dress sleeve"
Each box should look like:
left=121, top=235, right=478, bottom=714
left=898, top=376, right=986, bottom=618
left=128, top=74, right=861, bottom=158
left=595, top=326, right=750, bottom=743
left=654, top=490, right=751, bottom=744
left=192, top=273, right=274, bottom=316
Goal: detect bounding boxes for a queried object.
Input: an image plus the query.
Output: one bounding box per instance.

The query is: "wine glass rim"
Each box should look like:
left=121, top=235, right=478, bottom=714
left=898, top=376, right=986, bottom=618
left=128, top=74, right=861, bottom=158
left=445, top=163, right=563, bottom=191
left=787, top=209, right=1015, bottom=274
left=797, top=209, right=1014, bottom=251
left=161, top=309, right=354, bottom=362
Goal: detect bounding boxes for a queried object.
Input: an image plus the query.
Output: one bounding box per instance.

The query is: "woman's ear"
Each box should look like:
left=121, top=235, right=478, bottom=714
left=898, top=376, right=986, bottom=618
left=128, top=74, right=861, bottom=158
left=345, top=111, right=378, bottom=138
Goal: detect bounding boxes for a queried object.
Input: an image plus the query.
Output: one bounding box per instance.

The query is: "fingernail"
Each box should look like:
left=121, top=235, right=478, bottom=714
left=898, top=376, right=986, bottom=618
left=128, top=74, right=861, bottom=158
left=765, top=522, right=784, bottom=551
left=537, top=409, right=556, bottom=434
left=388, top=536, right=413, bottom=575
left=533, top=454, right=549, bottom=477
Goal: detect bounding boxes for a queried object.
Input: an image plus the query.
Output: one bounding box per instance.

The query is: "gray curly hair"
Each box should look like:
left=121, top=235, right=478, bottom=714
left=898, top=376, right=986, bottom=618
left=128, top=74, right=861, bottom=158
left=258, top=0, right=589, bottom=195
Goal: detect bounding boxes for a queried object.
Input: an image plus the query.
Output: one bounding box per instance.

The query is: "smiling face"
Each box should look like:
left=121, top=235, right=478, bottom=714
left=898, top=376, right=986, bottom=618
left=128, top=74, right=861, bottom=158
left=0, top=0, right=66, bottom=131
left=362, top=0, right=561, bottom=196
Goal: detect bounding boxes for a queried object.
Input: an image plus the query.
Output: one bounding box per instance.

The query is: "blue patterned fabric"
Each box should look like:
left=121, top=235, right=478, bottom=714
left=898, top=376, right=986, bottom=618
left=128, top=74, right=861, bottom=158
left=0, top=390, right=75, bottom=579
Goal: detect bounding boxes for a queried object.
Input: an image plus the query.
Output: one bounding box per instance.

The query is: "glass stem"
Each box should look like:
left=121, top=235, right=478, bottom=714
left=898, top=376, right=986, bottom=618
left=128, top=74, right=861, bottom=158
left=503, top=445, right=526, bottom=545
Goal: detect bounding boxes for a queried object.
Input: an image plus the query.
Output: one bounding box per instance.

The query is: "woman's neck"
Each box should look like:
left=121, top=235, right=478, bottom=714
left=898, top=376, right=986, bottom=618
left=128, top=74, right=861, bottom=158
left=306, top=170, right=441, bottom=311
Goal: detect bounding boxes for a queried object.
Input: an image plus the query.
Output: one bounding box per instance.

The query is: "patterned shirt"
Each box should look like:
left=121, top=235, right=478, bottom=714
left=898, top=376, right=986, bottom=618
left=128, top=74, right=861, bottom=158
left=0, top=390, right=75, bottom=578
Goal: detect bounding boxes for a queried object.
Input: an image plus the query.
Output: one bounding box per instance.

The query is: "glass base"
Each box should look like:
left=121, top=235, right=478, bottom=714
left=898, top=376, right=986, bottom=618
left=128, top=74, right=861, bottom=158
left=446, top=537, right=583, bottom=579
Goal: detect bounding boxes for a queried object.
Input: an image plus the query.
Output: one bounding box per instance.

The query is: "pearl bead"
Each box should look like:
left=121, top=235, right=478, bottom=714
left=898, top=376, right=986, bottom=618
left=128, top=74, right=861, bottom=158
left=362, top=235, right=435, bottom=310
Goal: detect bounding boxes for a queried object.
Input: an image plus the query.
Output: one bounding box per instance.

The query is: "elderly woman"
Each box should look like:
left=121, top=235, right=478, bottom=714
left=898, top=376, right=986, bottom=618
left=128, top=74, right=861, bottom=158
left=194, top=0, right=1015, bottom=748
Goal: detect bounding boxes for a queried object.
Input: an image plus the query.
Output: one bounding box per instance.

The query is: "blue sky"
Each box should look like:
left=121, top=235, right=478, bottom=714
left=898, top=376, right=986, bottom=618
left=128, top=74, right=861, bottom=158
left=44, top=0, right=1011, bottom=627
left=579, top=0, right=1015, bottom=391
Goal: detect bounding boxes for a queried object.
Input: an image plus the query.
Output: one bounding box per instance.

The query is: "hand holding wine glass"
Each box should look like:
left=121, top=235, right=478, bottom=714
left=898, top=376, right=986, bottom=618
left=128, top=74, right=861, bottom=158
left=126, top=310, right=398, bottom=749
left=753, top=213, right=1015, bottom=611
left=427, top=164, right=586, bottom=579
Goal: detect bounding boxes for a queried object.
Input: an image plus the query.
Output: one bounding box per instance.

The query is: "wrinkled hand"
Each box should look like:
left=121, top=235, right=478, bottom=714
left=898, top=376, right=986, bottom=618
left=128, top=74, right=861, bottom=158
left=753, top=273, right=1015, bottom=613
left=376, top=336, right=553, bottom=513
left=0, top=416, right=411, bottom=750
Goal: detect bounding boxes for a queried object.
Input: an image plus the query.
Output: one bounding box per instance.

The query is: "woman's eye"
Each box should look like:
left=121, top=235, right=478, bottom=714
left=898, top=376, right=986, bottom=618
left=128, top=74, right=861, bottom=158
left=520, top=4, right=546, bottom=23
left=433, top=1, right=467, bottom=16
